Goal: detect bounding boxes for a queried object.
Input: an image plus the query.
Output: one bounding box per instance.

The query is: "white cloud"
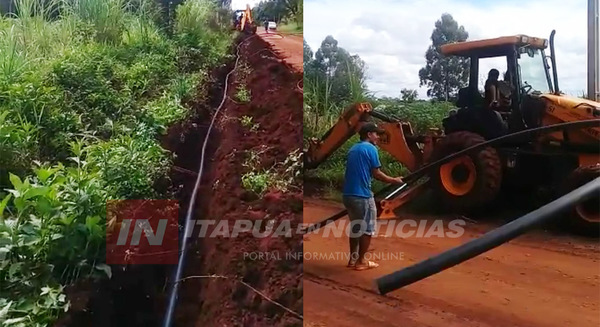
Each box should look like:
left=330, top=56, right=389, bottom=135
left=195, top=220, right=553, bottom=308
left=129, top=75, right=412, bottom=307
left=304, top=0, right=589, bottom=99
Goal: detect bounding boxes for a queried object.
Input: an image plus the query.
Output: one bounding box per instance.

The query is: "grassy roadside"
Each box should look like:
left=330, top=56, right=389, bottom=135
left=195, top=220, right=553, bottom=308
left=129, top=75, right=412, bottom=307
left=277, top=21, right=302, bottom=34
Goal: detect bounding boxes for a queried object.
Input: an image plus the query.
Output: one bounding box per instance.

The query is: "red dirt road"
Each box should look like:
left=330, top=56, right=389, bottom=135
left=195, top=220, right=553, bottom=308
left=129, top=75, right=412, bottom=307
left=303, top=198, right=600, bottom=327
left=258, top=30, right=303, bottom=73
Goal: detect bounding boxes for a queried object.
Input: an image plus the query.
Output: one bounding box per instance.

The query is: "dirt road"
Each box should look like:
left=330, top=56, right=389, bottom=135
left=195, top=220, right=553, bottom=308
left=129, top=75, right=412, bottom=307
left=303, top=198, right=600, bottom=327
left=258, top=30, right=303, bottom=73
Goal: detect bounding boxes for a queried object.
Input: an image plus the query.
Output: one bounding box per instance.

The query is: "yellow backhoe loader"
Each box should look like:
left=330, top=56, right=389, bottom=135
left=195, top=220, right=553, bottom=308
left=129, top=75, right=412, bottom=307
left=232, top=4, right=257, bottom=34
left=304, top=30, right=600, bottom=236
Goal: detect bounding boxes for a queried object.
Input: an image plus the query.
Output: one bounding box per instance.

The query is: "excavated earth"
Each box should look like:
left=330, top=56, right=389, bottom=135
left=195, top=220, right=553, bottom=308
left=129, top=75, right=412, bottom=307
left=172, top=32, right=303, bottom=326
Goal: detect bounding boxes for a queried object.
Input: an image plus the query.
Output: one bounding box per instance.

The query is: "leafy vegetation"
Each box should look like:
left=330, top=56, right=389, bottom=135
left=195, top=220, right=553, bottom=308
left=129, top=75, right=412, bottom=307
left=277, top=20, right=301, bottom=34
left=252, top=0, right=302, bottom=30
left=241, top=147, right=302, bottom=196
left=235, top=84, right=251, bottom=103
left=0, top=0, right=233, bottom=324
left=240, top=115, right=259, bottom=131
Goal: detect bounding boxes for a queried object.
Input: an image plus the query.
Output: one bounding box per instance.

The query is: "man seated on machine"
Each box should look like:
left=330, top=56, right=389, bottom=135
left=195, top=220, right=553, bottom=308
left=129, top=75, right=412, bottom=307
left=483, top=68, right=508, bottom=132
left=497, top=71, right=514, bottom=110
left=484, top=69, right=513, bottom=111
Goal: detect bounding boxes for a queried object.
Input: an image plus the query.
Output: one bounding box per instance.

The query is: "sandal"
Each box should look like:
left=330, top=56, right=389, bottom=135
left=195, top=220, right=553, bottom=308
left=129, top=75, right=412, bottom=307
left=354, top=261, right=379, bottom=271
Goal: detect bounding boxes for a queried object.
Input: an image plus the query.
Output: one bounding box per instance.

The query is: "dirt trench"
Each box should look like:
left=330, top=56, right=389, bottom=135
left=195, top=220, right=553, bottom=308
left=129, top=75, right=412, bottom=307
left=55, top=32, right=302, bottom=327
left=171, top=33, right=304, bottom=326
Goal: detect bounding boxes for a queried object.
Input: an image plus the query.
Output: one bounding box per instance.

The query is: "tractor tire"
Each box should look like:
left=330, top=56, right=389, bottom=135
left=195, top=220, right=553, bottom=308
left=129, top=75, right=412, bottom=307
left=429, top=131, right=502, bottom=213
left=560, top=164, right=600, bottom=237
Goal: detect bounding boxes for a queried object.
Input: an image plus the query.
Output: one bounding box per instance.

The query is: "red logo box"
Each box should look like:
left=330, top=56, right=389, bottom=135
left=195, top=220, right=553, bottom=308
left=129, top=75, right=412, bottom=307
left=106, top=199, right=179, bottom=264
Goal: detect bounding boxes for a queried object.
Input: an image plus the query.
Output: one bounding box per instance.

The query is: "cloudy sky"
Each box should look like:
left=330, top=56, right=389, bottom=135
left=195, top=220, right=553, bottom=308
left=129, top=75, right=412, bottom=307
left=230, top=0, right=262, bottom=10
left=304, top=0, right=591, bottom=99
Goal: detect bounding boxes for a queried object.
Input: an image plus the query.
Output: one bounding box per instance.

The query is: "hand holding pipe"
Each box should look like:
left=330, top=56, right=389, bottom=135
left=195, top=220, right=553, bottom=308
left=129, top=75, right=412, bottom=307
left=300, top=119, right=600, bottom=235
left=374, top=176, right=600, bottom=295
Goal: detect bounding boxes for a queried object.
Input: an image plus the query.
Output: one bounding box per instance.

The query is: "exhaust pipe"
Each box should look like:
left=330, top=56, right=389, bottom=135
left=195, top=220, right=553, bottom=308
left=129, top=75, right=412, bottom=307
left=374, top=176, right=600, bottom=295
left=549, top=30, right=560, bottom=94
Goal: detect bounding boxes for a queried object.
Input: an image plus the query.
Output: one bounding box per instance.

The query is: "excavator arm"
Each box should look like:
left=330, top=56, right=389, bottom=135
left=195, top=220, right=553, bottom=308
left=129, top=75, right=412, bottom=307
left=304, top=102, right=439, bottom=219
left=240, top=4, right=254, bottom=32
left=304, top=102, right=430, bottom=171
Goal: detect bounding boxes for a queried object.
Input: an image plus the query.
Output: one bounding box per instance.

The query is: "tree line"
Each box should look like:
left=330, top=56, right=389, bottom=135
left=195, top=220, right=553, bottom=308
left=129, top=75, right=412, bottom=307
left=304, top=13, right=471, bottom=117
left=252, top=0, right=302, bottom=26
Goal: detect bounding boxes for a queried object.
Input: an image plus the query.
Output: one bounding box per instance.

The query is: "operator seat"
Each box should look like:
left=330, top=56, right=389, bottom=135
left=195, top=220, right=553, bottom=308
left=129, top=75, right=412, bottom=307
left=445, top=86, right=507, bottom=139
left=456, top=87, right=469, bottom=108
left=455, top=87, right=484, bottom=109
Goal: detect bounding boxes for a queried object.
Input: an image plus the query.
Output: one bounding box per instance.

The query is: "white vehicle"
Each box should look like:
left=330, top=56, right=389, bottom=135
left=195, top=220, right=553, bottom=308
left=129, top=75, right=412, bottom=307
left=267, top=21, right=277, bottom=30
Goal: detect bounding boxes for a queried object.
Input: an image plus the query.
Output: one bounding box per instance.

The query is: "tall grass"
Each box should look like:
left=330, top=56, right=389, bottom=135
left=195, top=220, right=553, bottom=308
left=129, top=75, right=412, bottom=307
left=0, top=0, right=234, bottom=324
left=0, top=25, right=30, bottom=82
left=60, top=0, right=127, bottom=43
left=304, top=58, right=367, bottom=138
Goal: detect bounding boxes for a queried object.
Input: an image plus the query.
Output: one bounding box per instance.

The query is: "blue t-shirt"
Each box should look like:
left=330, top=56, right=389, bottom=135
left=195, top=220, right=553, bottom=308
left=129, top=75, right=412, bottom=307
left=342, top=141, right=381, bottom=198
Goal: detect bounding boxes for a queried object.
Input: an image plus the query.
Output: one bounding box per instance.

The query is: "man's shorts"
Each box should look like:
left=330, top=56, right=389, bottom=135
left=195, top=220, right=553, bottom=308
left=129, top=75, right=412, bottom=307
left=342, top=195, right=377, bottom=236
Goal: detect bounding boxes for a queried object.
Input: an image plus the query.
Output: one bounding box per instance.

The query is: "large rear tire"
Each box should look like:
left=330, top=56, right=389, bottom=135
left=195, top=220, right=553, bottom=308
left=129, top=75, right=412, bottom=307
left=560, top=164, right=600, bottom=237
left=429, top=131, right=502, bottom=213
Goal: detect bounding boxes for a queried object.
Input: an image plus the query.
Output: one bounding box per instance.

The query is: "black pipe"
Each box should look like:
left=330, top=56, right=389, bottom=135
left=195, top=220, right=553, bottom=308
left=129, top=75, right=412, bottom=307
left=161, top=34, right=258, bottom=327
left=301, top=119, right=600, bottom=234
left=374, top=176, right=600, bottom=295
left=370, top=110, right=395, bottom=123
left=549, top=30, right=560, bottom=94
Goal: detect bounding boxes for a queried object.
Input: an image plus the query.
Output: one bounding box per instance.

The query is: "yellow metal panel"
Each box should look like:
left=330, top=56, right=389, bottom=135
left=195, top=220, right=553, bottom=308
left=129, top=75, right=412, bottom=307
left=441, top=35, right=547, bottom=56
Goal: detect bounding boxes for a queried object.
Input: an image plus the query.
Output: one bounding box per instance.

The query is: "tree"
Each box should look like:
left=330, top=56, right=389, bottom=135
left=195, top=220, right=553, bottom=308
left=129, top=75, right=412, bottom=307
left=311, top=35, right=367, bottom=105
left=304, top=35, right=368, bottom=128
left=400, top=88, right=418, bottom=102
left=253, top=0, right=300, bottom=25
left=418, top=13, right=469, bottom=101
left=303, top=39, right=313, bottom=66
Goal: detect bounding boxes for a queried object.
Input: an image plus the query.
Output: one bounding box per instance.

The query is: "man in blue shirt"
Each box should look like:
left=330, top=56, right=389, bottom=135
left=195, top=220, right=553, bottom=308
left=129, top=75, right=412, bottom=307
left=343, top=122, right=404, bottom=271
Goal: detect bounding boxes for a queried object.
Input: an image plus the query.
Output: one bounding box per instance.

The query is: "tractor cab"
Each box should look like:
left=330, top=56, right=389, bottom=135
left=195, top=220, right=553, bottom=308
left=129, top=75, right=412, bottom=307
left=233, top=10, right=244, bottom=26
left=440, top=33, right=556, bottom=140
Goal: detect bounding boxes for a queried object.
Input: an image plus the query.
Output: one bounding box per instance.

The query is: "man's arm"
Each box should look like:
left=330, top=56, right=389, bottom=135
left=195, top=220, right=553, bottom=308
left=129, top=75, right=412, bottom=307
left=489, top=84, right=499, bottom=108
left=372, top=168, right=403, bottom=184
left=367, top=146, right=403, bottom=184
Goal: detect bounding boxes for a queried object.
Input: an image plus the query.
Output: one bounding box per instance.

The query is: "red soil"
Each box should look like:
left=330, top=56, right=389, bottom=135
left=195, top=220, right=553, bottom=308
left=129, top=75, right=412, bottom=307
left=303, top=198, right=600, bottom=327
left=173, top=33, right=303, bottom=326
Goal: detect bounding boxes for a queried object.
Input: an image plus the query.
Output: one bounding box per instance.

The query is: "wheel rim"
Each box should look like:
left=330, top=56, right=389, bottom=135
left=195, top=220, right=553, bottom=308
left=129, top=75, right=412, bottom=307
left=440, top=156, right=477, bottom=196
left=575, top=196, right=600, bottom=223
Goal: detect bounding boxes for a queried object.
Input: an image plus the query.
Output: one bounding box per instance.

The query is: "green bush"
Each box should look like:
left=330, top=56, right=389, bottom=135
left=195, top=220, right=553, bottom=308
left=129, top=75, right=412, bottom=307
left=86, top=134, right=172, bottom=199
left=373, top=99, right=454, bottom=133
left=0, top=0, right=234, bottom=324
left=174, top=0, right=233, bottom=71
left=0, top=159, right=110, bottom=325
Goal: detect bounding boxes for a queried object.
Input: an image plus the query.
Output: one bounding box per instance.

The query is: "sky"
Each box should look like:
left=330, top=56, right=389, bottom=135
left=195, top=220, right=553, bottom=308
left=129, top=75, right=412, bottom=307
left=230, top=0, right=262, bottom=10
left=304, top=0, right=591, bottom=99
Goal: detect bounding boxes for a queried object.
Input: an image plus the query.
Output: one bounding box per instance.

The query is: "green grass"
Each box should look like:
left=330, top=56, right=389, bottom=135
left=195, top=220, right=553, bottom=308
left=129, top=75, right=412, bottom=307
left=277, top=21, right=302, bottom=34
